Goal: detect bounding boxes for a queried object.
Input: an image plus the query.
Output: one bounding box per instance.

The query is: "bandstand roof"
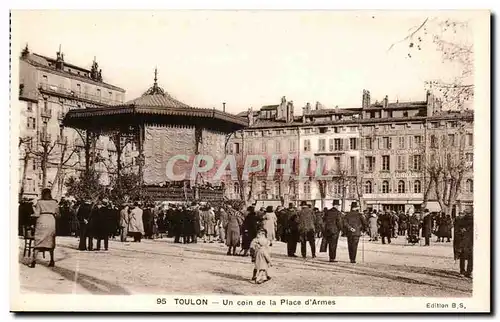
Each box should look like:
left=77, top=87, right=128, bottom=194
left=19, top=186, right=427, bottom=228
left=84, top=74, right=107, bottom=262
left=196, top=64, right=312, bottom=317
left=63, top=69, right=248, bottom=133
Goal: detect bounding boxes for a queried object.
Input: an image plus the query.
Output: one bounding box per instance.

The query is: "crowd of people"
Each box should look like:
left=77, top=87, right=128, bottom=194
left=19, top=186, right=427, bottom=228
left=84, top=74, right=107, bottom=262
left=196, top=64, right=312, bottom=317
left=18, top=193, right=474, bottom=279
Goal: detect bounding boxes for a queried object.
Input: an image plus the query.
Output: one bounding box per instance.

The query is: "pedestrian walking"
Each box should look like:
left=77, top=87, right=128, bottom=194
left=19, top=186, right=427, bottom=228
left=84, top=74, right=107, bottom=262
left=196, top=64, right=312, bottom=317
left=368, top=211, right=378, bottom=241
left=29, top=188, right=61, bottom=268
left=378, top=211, right=393, bottom=244
left=262, top=206, right=277, bottom=246
left=249, top=229, right=272, bottom=284
left=128, top=202, right=144, bottom=242
left=421, top=209, right=433, bottom=246
left=454, top=210, right=473, bottom=278
left=344, top=201, right=367, bottom=264
left=119, top=203, right=129, bottom=242
left=297, top=201, right=316, bottom=259
left=322, top=200, right=343, bottom=262
left=285, top=203, right=299, bottom=257
left=225, top=205, right=243, bottom=256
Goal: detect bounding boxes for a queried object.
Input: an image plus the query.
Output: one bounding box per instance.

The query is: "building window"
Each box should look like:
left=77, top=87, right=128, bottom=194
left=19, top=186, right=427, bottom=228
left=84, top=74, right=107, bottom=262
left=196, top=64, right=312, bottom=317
left=403, top=111, right=408, bottom=117
left=42, top=75, right=48, bottom=83
left=467, top=133, right=473, bottom=146
left=350, top=156, right=356, bottom=174
left=275, top=141, right=281, bottom=153
left=27, top=102, right=33, bottom=112
left=27, top=117, right=36, bottom=129
left=448, top=134, right=455, bottom=147
left=397, top=155, right=406, bottom=171
left=304, top=181, right=311, bottom=195
left=349, top=137, right=357, bottom=150
left=32, top=160, right=36, bottom=170
left=247, top=142, right=254, bottom=154
left=382, top=155, right=390, bottom=171
left=96, top=88, right=101, bottom=97
left=414, top=180, right=422, bottom=193
left=465, top=179, right=473, bottom=193
left=334, top=138, right=342, bottom=151
left=260, top=181, right=267, bottom=196
left=414, top=135, right=422, bottom=148
left=382, top=137, right=392, bottom=149
left=466, top=152, right=473, bottom=164
left=329, top=139, right=334, bottom=151
left=273, top=183, right=280, bottom=198
left=349, top=126, right=356, bottom=132
left=365, top=156, right=375, bottom=172
left=333, top=156, right=341, bottom=173
left=412, top=155, right=422, bottom=171
left=397, top=180, right=406, bottom=193
left=234, top=143, right=240, bottom=154
left=260, top=141, right=267, bottom=153
left=382, top=180, right=389, bottom=193
left=234, top=182, right=240, bottom=195
left=364, top=181, right=372, bottom=194
left=333, top=127, right=339, bottom=134
left=330, top=181, right=341, bottom=195
left=430, top=135, right=438, bottom=148
left=289, top=139, right=297, bottom=152
left=318, top=139, right=326, bottom=152
left=398, top=136, right=405, bottom=149
left=319, top=127, right=327, bottom=134
left=303, top=139, right=311, bottom=152
left=365, top=137, right=373, bottom=150
left=431, top=122, right=439, bottom=128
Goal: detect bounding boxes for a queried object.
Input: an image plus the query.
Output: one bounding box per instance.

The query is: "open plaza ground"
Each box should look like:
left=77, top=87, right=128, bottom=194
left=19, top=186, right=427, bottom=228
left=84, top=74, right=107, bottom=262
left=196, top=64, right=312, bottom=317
left=18, top=235, right=472, bottom=297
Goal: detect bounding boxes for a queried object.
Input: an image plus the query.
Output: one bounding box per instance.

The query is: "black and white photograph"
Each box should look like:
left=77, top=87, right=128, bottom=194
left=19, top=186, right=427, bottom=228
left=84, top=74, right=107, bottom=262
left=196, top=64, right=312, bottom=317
left=9, top=9, right=490, bottom=312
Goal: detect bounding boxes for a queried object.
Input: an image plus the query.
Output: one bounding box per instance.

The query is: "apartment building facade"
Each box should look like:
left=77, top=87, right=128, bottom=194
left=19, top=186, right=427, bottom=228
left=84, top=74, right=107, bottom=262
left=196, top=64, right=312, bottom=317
left=18, top=45, right=130, bottom=199
left=226, top=90, right=474, bottom=213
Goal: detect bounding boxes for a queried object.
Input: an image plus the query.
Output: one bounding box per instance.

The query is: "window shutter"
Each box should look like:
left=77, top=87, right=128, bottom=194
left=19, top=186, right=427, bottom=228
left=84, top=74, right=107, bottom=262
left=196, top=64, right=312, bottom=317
left=409, top=136, right=413, bottom=149
left=378, top=137, right=381, bottom=149
left=344, top=138, right=349, bottom=151
left=389, top=137, right=393, bottom=149
left=356, top=138, right=360, bottom=150
left=403, top=155, right=407, bottom=171
left=360, top=138, right=364, bottom=150
left=360, top=157, right=364, bottom=171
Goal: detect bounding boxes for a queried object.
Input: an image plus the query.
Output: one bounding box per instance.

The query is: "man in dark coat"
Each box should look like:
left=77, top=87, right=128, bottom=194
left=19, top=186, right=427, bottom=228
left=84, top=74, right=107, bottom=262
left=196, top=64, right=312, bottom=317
left=77, top=200, right=93, bottom=251
left=18, top=199, right=34, bottom=236
left=344, top=201, right=367, bottom=263
left=420, top=209, right=433, bottom=246
left=191, top=202, right=201, bottom=243
left=286, top=203, right=299, bottom=257
left=378, top=211, right=394, bottom=244
left=298, top=201, right=316, bottom=259
left=398, top=212, right=408, bottom=236
left=95, top=200, right=113, bottom=251
left=275, top=206, right=286, bottom=242
left=322, top=200, right=343, bottom=262
left=454, top=210, right=473, bottom=277
left=241, top=206, right=259, bottom=256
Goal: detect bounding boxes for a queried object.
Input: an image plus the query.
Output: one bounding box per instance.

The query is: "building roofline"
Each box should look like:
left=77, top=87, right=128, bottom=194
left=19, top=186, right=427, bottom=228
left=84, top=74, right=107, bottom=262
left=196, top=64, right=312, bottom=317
left=22, top=55, right=126, bottom=93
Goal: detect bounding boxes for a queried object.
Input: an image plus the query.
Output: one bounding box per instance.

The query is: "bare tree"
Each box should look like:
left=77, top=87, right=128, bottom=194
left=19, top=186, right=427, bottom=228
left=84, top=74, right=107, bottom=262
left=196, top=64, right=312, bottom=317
left=424, top=123, right=472, bottom=217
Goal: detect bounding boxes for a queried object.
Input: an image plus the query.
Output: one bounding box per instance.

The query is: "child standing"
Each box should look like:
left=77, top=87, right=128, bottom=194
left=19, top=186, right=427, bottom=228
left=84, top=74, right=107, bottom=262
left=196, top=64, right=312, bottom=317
left=250, top=229, right=272, bottom=284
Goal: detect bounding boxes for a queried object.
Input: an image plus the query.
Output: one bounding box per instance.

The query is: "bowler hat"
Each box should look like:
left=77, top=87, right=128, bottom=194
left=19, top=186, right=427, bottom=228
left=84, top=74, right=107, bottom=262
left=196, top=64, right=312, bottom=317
left=332, top=200, right=340, bottom=206
left=350, top=201, right=359, bottom=209
left=300, top=201, right=307, bottom=206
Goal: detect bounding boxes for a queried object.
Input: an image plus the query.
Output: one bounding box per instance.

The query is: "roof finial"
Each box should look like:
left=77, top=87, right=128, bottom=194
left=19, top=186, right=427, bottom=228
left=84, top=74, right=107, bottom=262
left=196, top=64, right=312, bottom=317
left=143, top=66, right=165, bottom=96
left=154, top=67, right=158, bottom=86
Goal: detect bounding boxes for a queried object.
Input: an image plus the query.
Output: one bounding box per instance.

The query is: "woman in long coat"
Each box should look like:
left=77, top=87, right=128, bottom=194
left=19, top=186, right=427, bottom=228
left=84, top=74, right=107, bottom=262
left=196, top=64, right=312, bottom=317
left=437, top=213, right=452, bottom=242
left=262, top=206, right=277, bottom=245
left=201, top=205, right=216, bottom=242
left=128, top=202, right=145, bottom=242
left=368, top=212, right=378, bottom=241
left=30, top=188, right=60, bottom=268
left=225, top=205, right=243, bottom=256
left=241, top=206, right=258, bottom=256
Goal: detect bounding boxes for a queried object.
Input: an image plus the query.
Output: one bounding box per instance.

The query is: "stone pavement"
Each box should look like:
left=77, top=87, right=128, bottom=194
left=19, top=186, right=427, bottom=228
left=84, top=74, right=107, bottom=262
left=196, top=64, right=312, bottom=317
left=17, top=235, right=472, bottom=297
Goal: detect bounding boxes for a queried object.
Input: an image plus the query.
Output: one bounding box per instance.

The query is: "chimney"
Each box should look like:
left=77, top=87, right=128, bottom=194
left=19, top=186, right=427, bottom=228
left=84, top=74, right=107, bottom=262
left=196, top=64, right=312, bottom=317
left=383, top=95, right=388, bottom=108
left=362, top=89, right=371, bottom=108
left=21, top=44, right=29, bottom=58
left=56, top=44, right=64, bottom=70
left=286, top=101, right=294, bottom=123
left=304, top=102, right=311, bottom=114
left=223, top=102, right=226, bottom=113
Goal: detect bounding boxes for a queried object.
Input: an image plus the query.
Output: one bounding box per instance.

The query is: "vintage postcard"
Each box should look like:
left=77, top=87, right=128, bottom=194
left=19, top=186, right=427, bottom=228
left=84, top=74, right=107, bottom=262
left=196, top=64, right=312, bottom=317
left=9, top=9, right=490, bottom=313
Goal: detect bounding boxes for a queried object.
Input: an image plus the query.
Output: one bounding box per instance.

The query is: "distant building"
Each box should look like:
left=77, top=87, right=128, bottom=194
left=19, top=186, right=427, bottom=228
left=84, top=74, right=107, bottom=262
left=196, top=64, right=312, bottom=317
left=227, top=90, right=473, bottom=213
left=18, top=44, right=127, bottom=199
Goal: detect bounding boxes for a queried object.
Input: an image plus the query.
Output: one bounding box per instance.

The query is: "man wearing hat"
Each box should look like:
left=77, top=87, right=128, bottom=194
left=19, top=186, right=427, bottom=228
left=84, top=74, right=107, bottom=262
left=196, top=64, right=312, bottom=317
left=421, top=208, right=433, bottom=246
left=322, top=200, right=343, bottom=262
left=344, top=201, right=367, bottom=263
left=77, top=199, right=93, bottom=251
left=119, top=202, right=130, bottom=242
left=297, top=200, right=316, bottom=259
left=285, top=202, right=299, bottom=257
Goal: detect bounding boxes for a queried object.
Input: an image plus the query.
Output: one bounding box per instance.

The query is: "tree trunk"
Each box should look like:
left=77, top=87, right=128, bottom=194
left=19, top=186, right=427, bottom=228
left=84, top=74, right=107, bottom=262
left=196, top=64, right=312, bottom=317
left=41, top=145, right=49, bottom=188
left=19, top=152, right=30, bottom=199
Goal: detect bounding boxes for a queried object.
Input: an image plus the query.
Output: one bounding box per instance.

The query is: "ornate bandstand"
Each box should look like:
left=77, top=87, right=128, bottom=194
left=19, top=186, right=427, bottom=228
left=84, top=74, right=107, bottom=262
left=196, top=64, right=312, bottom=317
left=63, top=69, right=248, bottom=201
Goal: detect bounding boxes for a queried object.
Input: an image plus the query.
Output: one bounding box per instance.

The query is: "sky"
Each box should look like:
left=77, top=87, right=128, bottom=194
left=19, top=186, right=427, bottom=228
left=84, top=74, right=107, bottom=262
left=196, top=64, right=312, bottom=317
left=12, top=10, right=477, bottom=114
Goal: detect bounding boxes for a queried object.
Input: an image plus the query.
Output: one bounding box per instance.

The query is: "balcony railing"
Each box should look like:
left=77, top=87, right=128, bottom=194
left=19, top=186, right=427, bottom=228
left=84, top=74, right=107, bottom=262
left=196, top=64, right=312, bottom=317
left=38, top=83, right=122, bottom=105
left=40, top=108, right=52, bottom=118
